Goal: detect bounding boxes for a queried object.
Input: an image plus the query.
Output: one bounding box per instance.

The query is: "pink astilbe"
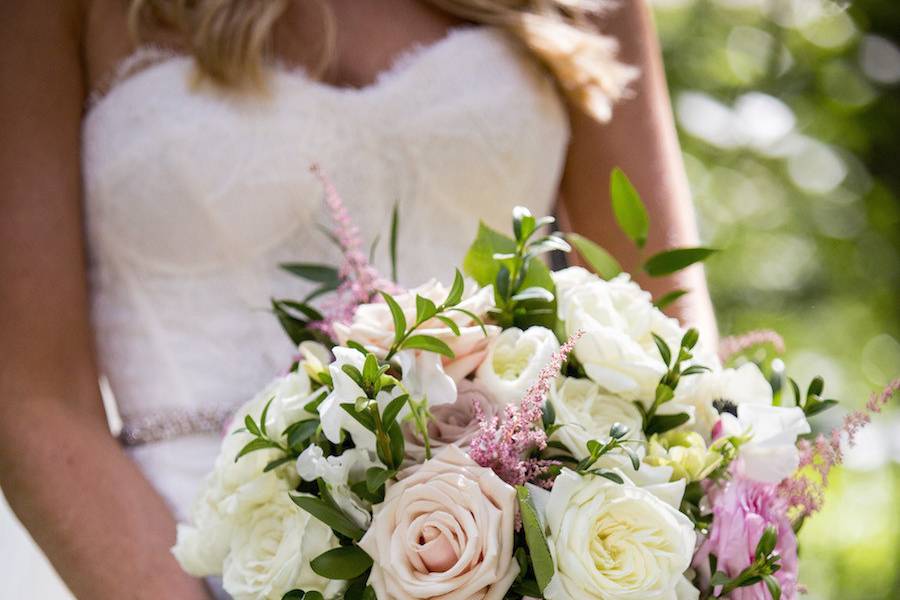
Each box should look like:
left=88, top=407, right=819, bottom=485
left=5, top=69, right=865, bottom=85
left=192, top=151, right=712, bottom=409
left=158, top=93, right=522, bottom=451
left=719, top=329, right=786, bottom=363
left=779, top=377, right=899, bottom=518
left=309, top=164, right=398, bottom=335
left=468, top=331, right=584, bottom=487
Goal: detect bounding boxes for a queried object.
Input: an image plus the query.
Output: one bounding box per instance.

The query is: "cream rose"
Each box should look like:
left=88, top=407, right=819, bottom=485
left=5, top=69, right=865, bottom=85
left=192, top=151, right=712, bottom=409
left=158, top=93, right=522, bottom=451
left=533, top=469, right=697, bottom=600
left=549, top=376, right=645, bottom=460
left=475, top=326, right=560, bottom=405
left=402, top=379, right=501, bottom=462
left=222, top=493, right=345, bottom=600
left=359, top=445, right=519, bottom=600
left=333, top=278, right=499, bottom=380
left=173, top=374, right=309, bottom=576
left=558, top=272, right=684, bottom=401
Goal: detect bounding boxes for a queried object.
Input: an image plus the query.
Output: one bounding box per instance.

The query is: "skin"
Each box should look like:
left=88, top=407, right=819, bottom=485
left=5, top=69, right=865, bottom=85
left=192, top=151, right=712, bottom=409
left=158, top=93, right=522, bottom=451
left=0, top=0, right=715, bottom=597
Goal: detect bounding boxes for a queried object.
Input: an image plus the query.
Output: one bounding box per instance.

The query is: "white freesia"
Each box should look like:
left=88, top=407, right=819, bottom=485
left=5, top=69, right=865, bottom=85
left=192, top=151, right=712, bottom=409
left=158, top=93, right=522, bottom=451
left=317, top=347, right=403, bottom=452
left=475, top=326, right=560, bottom=405
left=532, top=469, right=697, bottom=600
left=222, top=493, right=344, bottom=600
left=674, top=362, right=773, bottom=440
left=549, top=377, right=644, bottom=458
left=296, top=445, right=381, bottom=528
left=173, top=373, right=314, bottom=576
left=719, top=404, right=811, bottom=483
left=333, top=278, right=499, bottom=380
left=559, top=271, right=684, bottom=401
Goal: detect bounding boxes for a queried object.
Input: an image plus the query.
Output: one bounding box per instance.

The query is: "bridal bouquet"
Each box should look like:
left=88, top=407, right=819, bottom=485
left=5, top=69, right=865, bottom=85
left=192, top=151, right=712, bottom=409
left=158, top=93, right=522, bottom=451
left=173, top=167, right=897, bottom=600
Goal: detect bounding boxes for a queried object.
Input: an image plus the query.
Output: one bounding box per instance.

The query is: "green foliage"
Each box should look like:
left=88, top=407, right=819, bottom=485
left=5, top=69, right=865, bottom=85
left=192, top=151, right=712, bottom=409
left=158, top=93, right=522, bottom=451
left=310, top=546, right=373, bottom=580
left=516, top=486, right=555, bottom=593
left=610, top=168, right=650, bottom=248
left=566, top=232, right=623, bottom=279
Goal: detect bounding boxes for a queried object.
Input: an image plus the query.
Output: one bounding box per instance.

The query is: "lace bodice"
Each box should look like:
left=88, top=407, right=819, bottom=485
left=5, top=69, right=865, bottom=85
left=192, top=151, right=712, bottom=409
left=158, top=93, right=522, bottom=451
left=83, top=26, right=570, bottom=437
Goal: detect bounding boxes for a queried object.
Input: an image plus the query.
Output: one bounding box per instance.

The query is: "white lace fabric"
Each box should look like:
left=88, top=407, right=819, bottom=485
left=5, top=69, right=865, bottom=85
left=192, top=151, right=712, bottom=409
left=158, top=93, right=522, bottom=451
left=81, top=26, right=569, bottom=516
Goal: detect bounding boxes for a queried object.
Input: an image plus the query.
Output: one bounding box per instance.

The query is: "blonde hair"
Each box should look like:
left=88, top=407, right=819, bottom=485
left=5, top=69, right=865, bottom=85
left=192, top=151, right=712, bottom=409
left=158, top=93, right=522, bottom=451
left=129, top=0, right=636, bottom=121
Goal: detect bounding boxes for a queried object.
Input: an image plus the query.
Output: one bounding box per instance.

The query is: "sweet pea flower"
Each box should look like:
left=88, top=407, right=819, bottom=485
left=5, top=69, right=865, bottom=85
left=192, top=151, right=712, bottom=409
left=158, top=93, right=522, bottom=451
left=717, top=404, right=810, bottom=483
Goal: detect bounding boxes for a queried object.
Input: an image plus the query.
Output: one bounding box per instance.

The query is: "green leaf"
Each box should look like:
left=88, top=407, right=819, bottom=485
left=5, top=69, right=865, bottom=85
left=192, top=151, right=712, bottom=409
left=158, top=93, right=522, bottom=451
left=340, top=403, right=376, bottom=432
left=654, top=289, right=688, bottom=309
left=655, top=383, right=675, bottom=406
left=259, top=397, right=274, bottom=437
left=807, top=376, right=825, bottom=398
left=462, top=222, right=516, bottom=287
left=380, top=292, right=407, bottom=346
left=310, top=546, right=373, bottom=580
left=512, top=260, right=558, bottom=330
left=643, top=247, right=718, bottom=277
left=590, top=468, right=625, bottom=484
left=281, top=591, right=305, bottom=600
left=303, top=593, right=325, bottom=600
left=341, top=364, right=366, bottom=390
left=303, top=390, right=328, bottom=414
left=401, top=335, right=455, bottom=358
left=511, top=287, right=555, bottom=302
left=495, top=266, right=511, bottom=301
left=279, top=263, right=341, bottom=285
left=445, top=269, right=465, bottom=307
left=381, top=394, right=409, bottom=428
left=244, top=414, right=261, bottom=437
left=681, top=364, right=712, bottom=377
left=681, top=328, right=700, bottom=350
left=366, top=466, right=396, bottom=493
left=645, top=412, right=691, bottom=436
left=415, top=295, right=439, bottom=323
left=235, top=438, right=279, bottom=462
left=516, top=486, right=555, bottom=593
left=652, top=333, right=672, bottom=367
left=274, top=299, right=325, bottom=323
left=756, top=525, right=778, bottom=559
left=610, top=168, right=649, bottom=248
left=447, top=308, right=488, bottom=336
left=436, top=315, right=461, bottom=336
left=390, top=201, right=400, bottom=283
left=286, top=419, right=320, bottom=449
left=763, top=574, right=782, bottom=600
left=387, top=423, right=406, bottom=469
left=542, top=400, right=556, bottom=430
left=710, top=571, right=731, bottom=587
left=362, top=353, right=380, bottom=389
left=804, top=398, right=839, bottom=417
left=565, top=232, right=623, bottom=279
left=788, top=377, right=801, bottom=407
left=289, top=494, right=366, bottom=540
left=264, top=456, right=294, bottom=472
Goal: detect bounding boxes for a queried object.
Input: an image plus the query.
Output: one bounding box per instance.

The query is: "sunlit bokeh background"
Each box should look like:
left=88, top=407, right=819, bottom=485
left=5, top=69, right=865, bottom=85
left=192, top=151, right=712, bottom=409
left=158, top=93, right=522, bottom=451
left=650, top=0, right=900, bottom=597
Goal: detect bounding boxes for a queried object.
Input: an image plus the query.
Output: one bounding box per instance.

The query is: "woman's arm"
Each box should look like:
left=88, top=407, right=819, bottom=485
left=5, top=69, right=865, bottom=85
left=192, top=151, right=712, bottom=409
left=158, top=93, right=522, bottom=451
left=559, top=0, right=718, bottom=341
left=0, top=3, right=209, bottom=598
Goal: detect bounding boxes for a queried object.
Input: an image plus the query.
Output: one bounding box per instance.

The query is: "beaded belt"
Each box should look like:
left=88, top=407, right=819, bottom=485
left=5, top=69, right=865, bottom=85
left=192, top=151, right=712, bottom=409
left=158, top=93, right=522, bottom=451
left=117, top=405, right=236, bottom=446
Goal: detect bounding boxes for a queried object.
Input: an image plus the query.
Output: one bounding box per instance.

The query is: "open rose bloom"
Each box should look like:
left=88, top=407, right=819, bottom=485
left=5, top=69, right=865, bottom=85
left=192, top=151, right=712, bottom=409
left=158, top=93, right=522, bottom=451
left=173, top=195, right=887, bottom=600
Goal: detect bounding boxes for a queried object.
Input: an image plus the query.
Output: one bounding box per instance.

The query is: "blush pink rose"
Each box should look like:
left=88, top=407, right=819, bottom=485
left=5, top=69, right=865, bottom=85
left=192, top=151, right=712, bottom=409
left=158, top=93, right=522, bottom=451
left=692, top=466, right=799, bottom=600
left=402, top=380, right=501, bottom=463
left=358, top=445, right=519, bottom=600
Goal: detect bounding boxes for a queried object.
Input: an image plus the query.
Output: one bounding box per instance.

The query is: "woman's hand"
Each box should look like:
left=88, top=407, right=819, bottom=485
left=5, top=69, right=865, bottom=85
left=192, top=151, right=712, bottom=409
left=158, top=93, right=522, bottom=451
left=559, top=0, right=718, bottom=344
left=0, top=2, right=210, bottom=597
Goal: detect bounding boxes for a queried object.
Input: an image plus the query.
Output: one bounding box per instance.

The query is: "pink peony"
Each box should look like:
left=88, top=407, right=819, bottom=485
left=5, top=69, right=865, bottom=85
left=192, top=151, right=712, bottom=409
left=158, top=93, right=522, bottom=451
left=693, top=466, right=799, bottom=600
left=401, top=380, right=501, bottom=463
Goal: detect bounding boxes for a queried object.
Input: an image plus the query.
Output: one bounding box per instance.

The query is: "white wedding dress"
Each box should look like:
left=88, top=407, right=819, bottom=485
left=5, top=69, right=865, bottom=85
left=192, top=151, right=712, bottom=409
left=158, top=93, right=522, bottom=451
left=0, top=26, right=569, bottom=598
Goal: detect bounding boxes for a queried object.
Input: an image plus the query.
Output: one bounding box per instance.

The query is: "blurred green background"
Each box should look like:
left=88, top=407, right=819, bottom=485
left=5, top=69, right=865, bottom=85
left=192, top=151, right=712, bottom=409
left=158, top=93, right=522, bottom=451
left=650, top=0, right=900, bottom=598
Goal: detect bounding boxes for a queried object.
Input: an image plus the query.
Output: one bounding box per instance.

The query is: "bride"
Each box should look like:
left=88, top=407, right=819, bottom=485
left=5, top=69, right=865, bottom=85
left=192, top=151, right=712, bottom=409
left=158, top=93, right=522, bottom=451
left=0, top=0, right=715, bottom=597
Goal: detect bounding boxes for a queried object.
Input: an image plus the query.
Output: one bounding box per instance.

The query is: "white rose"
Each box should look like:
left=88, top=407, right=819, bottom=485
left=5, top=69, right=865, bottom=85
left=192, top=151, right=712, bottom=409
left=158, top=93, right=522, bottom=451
left=333, top=278, right=500, bottom=380
left=296, top=445, right=381, bottom=528
left=549, top=377, right=644, bottom=459
left=561, top=273, right=684, bottom=401
left=674, top=363, right=773, bottom=440
left=719, top=404, right=810, bottom=483
left=552, top=266, right=601, bottom=316
left=533, top=469, right=697, bottom=600
left=317, top=347, right=404, bottom=452
left=475, top=326, right=560, bottom=405
left=222, top=493, right=345, bottom=600
left=173, top=375, right=308, bottom=576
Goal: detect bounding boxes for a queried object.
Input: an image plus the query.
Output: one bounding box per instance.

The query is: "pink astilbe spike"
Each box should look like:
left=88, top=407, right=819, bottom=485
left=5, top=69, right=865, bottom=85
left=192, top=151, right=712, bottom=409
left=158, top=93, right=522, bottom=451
left=719, top=329, right=786, bottom=363
left=468, top=331, right=584, bottom=487
left=309, top=164, right=399, bottom=335
left=779, top=377, right=899, bottom=518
